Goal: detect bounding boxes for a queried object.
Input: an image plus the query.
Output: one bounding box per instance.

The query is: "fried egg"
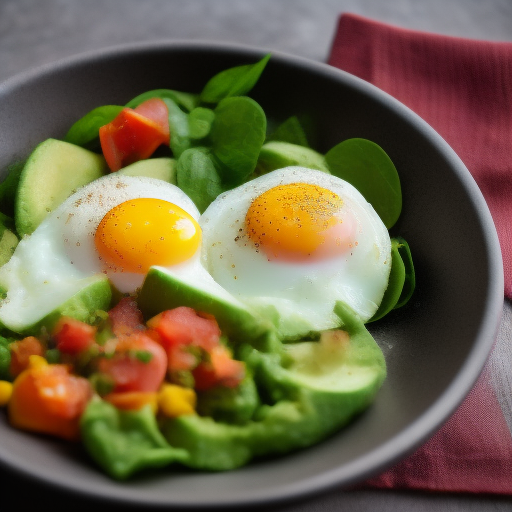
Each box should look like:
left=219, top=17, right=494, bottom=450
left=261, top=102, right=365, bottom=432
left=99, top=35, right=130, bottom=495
left=200, top=167, right=392, bottom=338
left=0, top=174, right=202, bottom=332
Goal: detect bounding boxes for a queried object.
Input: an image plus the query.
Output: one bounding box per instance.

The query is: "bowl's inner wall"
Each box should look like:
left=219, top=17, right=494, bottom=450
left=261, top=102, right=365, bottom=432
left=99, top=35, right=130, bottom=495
left=0, top=46, right=495, bottom=505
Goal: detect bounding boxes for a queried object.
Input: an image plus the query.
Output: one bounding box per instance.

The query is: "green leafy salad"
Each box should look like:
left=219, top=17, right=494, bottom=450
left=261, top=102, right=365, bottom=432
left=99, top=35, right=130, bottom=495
left=0, top=54, right=415, bottom=479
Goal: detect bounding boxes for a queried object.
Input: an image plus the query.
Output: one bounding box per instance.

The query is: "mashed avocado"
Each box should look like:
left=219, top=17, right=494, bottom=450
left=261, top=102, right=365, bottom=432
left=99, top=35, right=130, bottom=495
left=80, top=301, right=386, bottom=479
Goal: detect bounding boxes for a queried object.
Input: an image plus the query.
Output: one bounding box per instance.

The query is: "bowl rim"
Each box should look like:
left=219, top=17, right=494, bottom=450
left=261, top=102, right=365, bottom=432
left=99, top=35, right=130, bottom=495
left=0, top=40, right=505, bottom=507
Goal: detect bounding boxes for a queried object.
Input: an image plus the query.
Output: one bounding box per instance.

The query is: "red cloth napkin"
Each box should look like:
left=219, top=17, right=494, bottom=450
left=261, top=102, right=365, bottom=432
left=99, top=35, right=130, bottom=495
left=328, top=13, right=512, bottom=494
left=329, top=13, right=512, bottom=300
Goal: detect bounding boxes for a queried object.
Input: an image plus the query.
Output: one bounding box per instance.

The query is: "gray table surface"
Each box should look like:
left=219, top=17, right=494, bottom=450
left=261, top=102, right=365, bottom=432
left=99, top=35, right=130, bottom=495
left=1, top=1, right=511, bottom=510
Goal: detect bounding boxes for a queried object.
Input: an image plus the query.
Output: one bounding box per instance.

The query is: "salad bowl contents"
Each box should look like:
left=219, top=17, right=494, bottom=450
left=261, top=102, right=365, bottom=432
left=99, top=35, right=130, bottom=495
left=0, top=44, right=502, bottom=507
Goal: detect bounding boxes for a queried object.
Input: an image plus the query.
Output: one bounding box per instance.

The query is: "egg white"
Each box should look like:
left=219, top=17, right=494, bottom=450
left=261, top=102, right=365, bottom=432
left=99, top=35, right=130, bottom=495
left=57, top=174, right=200, bottom=292
left=200, top=167, right=392, bottom=338
left=0, top=174, right=201, bottom=332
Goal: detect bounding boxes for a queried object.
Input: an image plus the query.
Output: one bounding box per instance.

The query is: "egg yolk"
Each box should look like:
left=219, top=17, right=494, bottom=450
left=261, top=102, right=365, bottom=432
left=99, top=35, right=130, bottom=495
left=245, top=183, right=355, bottom=262
left=95, top=198, right=201, bottom=273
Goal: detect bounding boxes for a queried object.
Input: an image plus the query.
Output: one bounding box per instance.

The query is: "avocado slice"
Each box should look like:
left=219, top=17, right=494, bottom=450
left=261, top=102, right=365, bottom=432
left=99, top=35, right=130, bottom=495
left=161, top=302, right=386, bottom=471
left=256, top=141, right=329, bottom=175
left=240, top=296, right=343, bottom=341
left=0, top=275, right=111, bottom=336
left=138, top=265, right=271, bottom=343
left=117, top=157, right=177, bottom=183
left=0, top=228, right=18, bottom=267
left=15, top=138, right=108, bottom=237
left=0, top=213, right=18, bottom=266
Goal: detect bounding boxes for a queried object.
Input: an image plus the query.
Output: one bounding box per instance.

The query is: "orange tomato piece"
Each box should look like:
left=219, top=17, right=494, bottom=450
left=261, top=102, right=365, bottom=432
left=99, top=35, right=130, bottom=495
left=192, top=345, right=245, bottom=391
left=8, top=360, right=92, bottom=441
left=104, top=391, right=158, bottom=412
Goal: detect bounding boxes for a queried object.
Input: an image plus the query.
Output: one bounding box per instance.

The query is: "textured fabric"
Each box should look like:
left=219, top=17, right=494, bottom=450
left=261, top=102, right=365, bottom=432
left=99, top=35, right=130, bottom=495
left=329, top=13, right=512, bottom=300
left=328, top=13, right=512, bottom=494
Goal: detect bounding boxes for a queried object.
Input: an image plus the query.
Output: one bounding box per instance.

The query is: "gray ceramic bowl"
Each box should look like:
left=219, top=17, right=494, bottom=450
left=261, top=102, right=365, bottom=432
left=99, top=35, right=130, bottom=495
left=0, top=42, right=504, bottom=508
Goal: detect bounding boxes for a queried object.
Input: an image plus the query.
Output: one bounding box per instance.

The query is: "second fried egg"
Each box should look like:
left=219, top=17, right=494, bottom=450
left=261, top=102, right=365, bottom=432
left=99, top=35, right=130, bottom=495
left=200, top=167, right=392, bottom=337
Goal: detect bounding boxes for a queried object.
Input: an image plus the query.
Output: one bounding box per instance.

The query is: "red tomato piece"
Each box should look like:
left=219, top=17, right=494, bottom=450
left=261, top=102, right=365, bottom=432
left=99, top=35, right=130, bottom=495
left=98, top=332, right=167, bottom=393
left=147, top=307, right=244, bottom=389
left=147, top=307, right=221, bottom=352
left=134, top=98, right=170, bottom=140
left=99, top=98, right=169, bottom=172
left=108, top=296, right=145, bottom=339
left=53, top=317, right=97, bottom=355
left=9, top=336, right=45, bottom=378
left=192, top=345, right=245, bottom=391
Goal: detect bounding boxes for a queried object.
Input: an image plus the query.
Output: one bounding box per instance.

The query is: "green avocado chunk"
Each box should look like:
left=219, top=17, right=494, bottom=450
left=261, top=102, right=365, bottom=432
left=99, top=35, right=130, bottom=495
left=160, top=302, right=386, bottom=471
left=0, top=275, right=112, bottom=336
left=117, top=157, right=177, bottom=183
left=15, top=138, right=108, bottom=237
left=81, top=399, right=188, bottom=480
left=196, top=373, right=260, bottom=425
left=0, top=213, right=18, bottom=266
left=256, top=141, right=330, bottom=176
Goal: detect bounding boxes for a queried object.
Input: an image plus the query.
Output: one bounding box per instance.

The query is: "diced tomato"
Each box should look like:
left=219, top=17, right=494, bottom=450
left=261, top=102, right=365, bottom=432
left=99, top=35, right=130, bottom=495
left=8, top=359, right=92, bottom=441
left=192, top=346, right=245, bottom=391
left=103, top=391, right=158, bottom=412
left=9, top=336, right=45, bottom=378
left=147, top=307, right=221, bottom=352
left=147, top=307, right=244, bottom=390
left=108, top=296, right=145, bottom=339
left=53, top=317, right=97, bottom=355
left=99, top=98, right=169, bottom=172
left=134, top=98, right=170, bottom=138
left=98, top=332, right=167, bottom=393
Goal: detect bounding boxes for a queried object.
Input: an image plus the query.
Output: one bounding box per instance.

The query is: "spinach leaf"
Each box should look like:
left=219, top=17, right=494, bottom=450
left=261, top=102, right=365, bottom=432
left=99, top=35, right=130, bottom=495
left=210, top=96, right=266, bottom=185
left=393, top=236, right=415, bottom=309
left=64, top=105, right=123, bottom=147
left=200, top=53, right=271, bottom=104
left=126, top=89, right=199, bottom=112
left=267, top=115, right=310, bottom=147
left=176, top=147, right=225, bottom=213
left=369, top=237, right=415, bottom=322
left=325, top=138, right=402, bottom=229
left=162, top=97, right=192, bottom=158
left=188, top=107, right=215, bottom=140
left=80, top=398, right=188, bottom=480
left=368, top=238, right=406, bottom=323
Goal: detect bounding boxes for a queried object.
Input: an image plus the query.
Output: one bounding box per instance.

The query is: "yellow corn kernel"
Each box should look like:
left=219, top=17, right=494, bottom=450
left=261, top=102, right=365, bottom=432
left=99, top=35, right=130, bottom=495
left=158, top=384, right=197, bottom=417
left=27, top=355, right=48, bottom=370
left=0, top=381, right=13, bottom=406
